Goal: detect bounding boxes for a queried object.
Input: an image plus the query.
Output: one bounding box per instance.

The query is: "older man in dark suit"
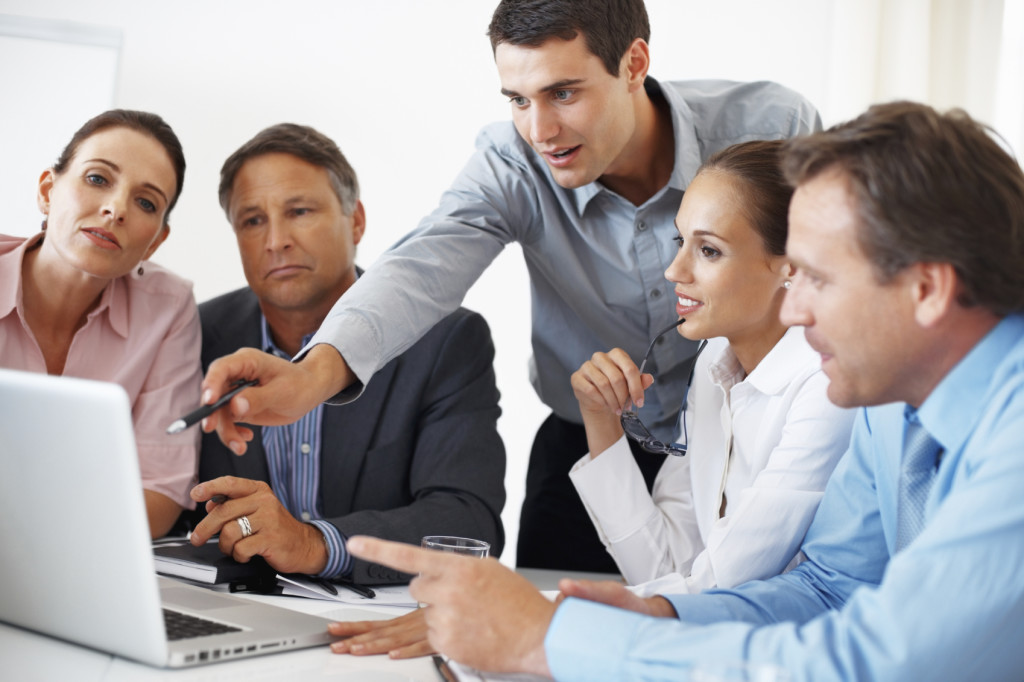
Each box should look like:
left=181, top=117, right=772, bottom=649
left=183, top=124, right=505, bottom=586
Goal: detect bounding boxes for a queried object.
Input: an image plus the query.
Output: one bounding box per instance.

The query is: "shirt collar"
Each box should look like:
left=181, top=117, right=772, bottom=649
left=573, top=77, right=700, bottom=214
left=260, top=315, right=316, bottom=360
left=916, top=314, right=1024, bottom=454
left=0, top=232, right=126, bottom=338
left=0, top=233, right=35, bottom=321
left=704, top=326, right=810, bottom=395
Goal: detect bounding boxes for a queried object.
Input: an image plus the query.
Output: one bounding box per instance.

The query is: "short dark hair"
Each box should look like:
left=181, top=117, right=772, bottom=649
left=487, top=0, right=650, bottom=76
left=53, top=109, right=186, bottom=217
left=219, top=123, right=359, bottom=216
left=783, top=100, right=1024, bottom=316
left=701, top=140, right=791, bottom=257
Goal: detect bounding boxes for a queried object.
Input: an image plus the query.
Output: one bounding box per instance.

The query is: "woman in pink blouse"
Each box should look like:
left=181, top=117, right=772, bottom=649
left=0, top=110, right=200, bottom=537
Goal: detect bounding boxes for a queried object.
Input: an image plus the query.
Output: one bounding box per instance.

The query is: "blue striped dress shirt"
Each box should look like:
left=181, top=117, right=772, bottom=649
left=260, top=315, right=350, bottom=578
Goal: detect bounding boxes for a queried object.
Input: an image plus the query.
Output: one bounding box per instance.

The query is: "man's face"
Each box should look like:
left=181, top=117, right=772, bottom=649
left=227, top=152, right=364, bottom=317
left=495, top=35, right=638, bottom=189
left=781, top=169, right=920, bottom=408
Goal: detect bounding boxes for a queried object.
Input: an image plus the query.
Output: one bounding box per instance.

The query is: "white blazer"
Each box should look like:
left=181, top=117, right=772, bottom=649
left=570, top=326, right=855, bottom=594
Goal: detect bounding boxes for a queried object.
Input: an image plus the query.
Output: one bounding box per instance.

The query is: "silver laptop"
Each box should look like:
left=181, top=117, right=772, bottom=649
left=0, top=368, right=335, bottom=667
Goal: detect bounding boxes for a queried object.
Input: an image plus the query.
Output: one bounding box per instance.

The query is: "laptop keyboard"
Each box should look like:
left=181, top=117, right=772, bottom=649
left=163, top=608, right=242, bottom=641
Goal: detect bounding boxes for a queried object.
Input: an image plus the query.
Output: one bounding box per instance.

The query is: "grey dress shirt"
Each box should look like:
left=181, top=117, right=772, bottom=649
left=305, top=78, right=821, bottom=442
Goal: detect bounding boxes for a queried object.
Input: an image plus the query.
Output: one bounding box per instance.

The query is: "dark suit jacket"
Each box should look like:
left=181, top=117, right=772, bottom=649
left=187, top=287, right=506, bottom=583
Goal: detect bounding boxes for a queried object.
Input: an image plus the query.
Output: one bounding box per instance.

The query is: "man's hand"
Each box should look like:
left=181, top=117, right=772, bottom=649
left=557, top=578, right=678, bottom=618
left=328, top=609, right=434, bottom=658
left=346, top=536, right=555, bottom=676
left=189, top=477, right=328, bottom=575
left=201, top=344, right=353, bottom=455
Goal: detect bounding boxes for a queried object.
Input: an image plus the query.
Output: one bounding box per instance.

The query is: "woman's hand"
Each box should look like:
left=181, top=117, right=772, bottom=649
left=328, top=609, right=434, bottom=658
left=571, top=349, right=653, bottom=417
left=571, top=349, right=653, bottom=456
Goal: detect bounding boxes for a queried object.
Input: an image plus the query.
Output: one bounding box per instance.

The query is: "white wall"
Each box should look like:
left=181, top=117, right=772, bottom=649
left=1, top=0, right=1018, bottom=567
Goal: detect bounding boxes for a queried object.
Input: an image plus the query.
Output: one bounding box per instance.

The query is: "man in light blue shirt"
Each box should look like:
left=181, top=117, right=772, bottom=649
left=201, top=0, right=820, bottom=572
left=343, top=101, right=1024, bottom=680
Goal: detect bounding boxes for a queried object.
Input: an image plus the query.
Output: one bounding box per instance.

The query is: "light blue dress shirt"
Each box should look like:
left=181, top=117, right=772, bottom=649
left=546, top=314, right=1024, bottom=681
left=261, top=317, right=349, bottom=578
left=304, top=78, right=820, bottom=441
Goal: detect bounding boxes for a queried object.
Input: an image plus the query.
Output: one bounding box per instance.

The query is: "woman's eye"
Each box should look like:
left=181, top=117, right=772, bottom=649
left=138, top=198, right=156, bottom=213
left=701, top=245, right=721, bottom=258
left=86, top=174, right=107, bottom=186
left=672, top=235, right=684, bottom=249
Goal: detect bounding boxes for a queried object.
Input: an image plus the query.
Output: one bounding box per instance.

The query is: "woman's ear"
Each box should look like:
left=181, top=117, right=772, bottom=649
left=37, top=168, right=55, bottom=215
left=142, top=224, right=171, bottom=262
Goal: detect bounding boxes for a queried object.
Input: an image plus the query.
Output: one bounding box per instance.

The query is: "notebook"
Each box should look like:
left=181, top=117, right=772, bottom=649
left=0, top=368, right=336, bottom=667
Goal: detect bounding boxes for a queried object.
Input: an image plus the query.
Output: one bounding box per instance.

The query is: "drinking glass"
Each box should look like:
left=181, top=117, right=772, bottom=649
left=420, top=535, right=490, bottom=558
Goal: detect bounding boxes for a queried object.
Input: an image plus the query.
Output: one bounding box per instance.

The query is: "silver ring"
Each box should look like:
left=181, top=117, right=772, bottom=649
left=237, top=516, right=253, bottom=538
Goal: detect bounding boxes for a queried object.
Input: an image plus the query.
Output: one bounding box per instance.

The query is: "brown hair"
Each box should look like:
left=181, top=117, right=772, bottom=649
left=219, top=123, right=359, bottom=216
left=701, top=139, right=792, bottom=257
left=53, top=109, right=186, bottom=217
left=487, top=0, right=650, bottom=77
left=783, top=100, right=1024, bottom=315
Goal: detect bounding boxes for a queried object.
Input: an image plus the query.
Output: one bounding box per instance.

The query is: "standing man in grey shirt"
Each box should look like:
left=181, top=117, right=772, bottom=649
left=202, top=0, right=821, bottom=572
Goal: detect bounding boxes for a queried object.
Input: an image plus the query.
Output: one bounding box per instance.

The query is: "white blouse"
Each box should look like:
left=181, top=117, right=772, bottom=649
left=569, top=326, right=855, bottom=594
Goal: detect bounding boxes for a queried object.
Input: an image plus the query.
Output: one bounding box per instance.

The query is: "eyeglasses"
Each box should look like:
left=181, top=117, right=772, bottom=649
left=620, top=320, right=708, bottom=457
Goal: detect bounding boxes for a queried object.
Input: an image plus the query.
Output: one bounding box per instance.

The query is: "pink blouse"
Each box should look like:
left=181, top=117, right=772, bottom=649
left=0, top=233, right=201, bottom=508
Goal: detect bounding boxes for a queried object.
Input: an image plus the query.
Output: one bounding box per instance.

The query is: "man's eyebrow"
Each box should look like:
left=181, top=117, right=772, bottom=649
left=84, top=158, right=170, bottom=205
left=234, top=195, right=314, bottom=216
left=500, top=78, right=585, bottom=98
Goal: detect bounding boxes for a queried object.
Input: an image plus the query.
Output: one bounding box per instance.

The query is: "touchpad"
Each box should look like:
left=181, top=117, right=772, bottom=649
left=162, top=587, right=243, bottom=611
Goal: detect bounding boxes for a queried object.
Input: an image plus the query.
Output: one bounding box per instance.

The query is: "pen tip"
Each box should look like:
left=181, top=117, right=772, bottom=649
left=166, top=420, right=185, bottom=435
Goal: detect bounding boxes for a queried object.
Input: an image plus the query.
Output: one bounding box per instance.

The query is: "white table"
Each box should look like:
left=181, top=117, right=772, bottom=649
left=1, top=568, right=620, bottom=681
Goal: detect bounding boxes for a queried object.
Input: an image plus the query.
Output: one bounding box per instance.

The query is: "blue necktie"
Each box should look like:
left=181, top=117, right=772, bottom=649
left=895, top=420, right=942, bottom=552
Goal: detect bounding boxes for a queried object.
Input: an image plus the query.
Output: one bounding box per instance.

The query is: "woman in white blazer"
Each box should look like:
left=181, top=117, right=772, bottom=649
left=569, top=140, right=855, bottom=594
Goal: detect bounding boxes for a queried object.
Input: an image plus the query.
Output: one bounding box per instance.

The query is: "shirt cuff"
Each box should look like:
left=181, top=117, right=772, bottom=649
left=298, top=313, right=378, bottom=405
left=309, top=520, right=351, bottom=578
left=569, top=435, right=657, bottom=541
left=545, top=599, right=650, bottom=681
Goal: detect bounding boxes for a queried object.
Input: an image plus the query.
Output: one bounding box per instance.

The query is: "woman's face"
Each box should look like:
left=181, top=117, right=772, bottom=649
left=36, top=126, right=176, bottom=280
left=664, top=170, right=790, bottom=349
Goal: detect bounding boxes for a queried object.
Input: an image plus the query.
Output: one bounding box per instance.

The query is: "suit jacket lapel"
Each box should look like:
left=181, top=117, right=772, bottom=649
left=319, top=358, right=400, bottom=517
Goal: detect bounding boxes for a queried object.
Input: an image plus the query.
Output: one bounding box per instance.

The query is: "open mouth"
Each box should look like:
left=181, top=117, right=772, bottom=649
left=552, top=146, right=579, bottom=158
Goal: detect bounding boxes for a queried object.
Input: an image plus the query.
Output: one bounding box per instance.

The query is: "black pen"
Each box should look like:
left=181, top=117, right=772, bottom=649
left=432, top=655, right=457, bottom=682
left=334, top=579, right=375, bottom=599
left=312, top=577, right=338, bottom=596
left=165, top=379, right=259, bottom=434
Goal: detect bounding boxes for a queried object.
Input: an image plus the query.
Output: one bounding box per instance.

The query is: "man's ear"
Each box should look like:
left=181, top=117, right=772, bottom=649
left=350, top=200, right=366, bottom=246
left=37, top=168, right=55, bottom=215
left=622, top=38, right=650, bottom=92
left=142, top=224, right=171, bottom=262
left=912, top=261, right=958, bottom=328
